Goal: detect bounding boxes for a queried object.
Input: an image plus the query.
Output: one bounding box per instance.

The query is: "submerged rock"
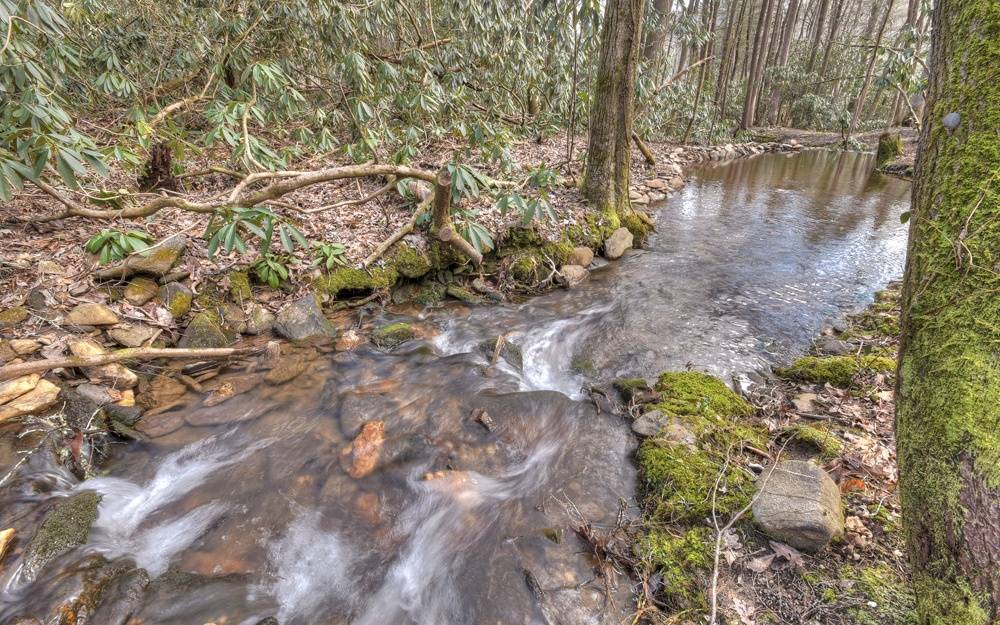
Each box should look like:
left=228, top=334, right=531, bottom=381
left=478, top=336, right=524, bottom=369
left=371, top=322, right=416, bottom=350
left=603, top=228, right=633, bottom=260
left=274, top=295, right=337, bottom=340
left=22, top=491, right=101, bottom=581
left=752, top=460, right=844, bottom=552
left=340, top=420, right=385, bottom=478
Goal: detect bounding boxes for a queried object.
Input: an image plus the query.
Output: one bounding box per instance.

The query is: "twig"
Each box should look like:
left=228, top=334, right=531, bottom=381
left=0, top=346, right=262, bottom=381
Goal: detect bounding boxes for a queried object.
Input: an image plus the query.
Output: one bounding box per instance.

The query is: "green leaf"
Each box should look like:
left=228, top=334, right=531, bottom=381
left=56, top=154, right=79, bottom=189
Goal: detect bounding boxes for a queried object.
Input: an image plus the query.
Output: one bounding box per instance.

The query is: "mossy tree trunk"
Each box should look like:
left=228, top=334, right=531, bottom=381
left=896, top=1, right=1000, bottom=623
left=582, top=0, right=647, bottom=222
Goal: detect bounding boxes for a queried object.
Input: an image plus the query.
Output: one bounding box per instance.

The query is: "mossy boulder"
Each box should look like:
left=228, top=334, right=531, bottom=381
left=314, top=266, right=397, bottom=298
left=621, top=210, right=655, bottom=243
left=178, top=312, right=230, bottom=348
left=123, top=277, right=158, bottom=306
left=613, top=377, right=653, bottom=402
left=371, top=322, right=416, bottom=350
left=446, top=285, right=483, bottom=304
left=876, top=132, right=904, bottom=169
left=22, top=491, right=101, bottom=581
left=391, top=245, right=432, bottom=279
left=776, top=355, right=896, bottom=387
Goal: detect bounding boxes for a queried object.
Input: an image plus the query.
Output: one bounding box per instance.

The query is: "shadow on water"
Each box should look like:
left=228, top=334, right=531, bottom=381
left=0, top=149, right=910, bottom=625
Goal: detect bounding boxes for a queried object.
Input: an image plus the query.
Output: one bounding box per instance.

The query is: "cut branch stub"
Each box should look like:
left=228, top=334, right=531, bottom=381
left=431, top=166, right=483, bottom=266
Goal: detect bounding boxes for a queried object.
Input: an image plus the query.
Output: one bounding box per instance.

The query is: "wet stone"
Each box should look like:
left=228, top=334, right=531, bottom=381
left=371, top=322, right=416, bottom=350
left=21, top=491, right=101, bottom=582
left=568, top=246, right=594, bottom=267
left=559, top=264, right=589, bottom=288
left=340, top=420, right=386, bottom=479
left=603, top=228, right=633, bottom=260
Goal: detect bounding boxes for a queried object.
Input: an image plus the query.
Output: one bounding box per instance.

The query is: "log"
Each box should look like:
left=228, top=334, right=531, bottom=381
left=632, top=131, right=657, bottom=166
left=0, top=346, right=261, bottom=381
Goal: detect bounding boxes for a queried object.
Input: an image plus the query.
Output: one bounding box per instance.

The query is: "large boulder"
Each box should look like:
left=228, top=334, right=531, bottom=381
left=274, top=295, right=337, bottom=340
left=95, top=233, right=187, bottom=280
left=603, top=228, right=633, bottom=260
left=752, top=460, right=844, bottom=552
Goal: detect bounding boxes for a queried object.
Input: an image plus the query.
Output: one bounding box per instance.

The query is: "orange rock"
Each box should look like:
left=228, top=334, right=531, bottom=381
left=339, top=421, right=385, bottom=478
left=0, top=528, right=14, bottom=566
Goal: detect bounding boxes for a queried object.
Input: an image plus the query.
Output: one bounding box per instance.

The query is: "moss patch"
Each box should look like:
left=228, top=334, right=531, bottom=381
left=371, top=322, right=416, bottom=349
left=784, top=424, right=844, bottom=460
left=841, top=565, right=919, bottom=625
left=776, top=355, right=896, bottom=387
left=23, top=492, right=101, bottom=578
left=391, top=245, right=432, bottom=279
left=229, top=270, right=252, bottom=300
left=654, top=371, right=753, bottom=419
left=0, top=306, right=29, bottom=328
left=638, top=527, right=713, bottom=608
left=314, top=266, right=397, bottom=298
left=621, top=209, right=655, bottom=243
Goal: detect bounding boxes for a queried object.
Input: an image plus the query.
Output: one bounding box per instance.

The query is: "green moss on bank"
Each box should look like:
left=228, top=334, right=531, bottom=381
left=229, top=270, right=252, bottom=300
left=315, top=266, right=398, bottom=298
left=784, top=424, right=844, bottom=459
left=638, top=527, right=713, bottom=608
left=654, top=371, right=754, bottom=419
left=841, top=565, right=919, bottom=625
left=392, top=245, right=432, bottom=279
left=776, top=355, right=896, bottom=387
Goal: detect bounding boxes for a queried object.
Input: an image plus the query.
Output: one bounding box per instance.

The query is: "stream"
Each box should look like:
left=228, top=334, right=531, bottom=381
left=0, top=149, right=911, bottom=625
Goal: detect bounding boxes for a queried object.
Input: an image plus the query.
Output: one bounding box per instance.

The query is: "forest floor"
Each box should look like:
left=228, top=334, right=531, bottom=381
left=625, top=283, right=915, bottom=625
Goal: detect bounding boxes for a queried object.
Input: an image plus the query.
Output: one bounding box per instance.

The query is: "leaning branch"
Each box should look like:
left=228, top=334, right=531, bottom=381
left=0, top=346, right=262, bottom=381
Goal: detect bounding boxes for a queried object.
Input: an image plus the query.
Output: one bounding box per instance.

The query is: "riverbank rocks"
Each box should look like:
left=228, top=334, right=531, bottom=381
left=245, top=303, right=276, bottom=335
left=178, top=312, right=229, bottom=349
left=0, top=378, right=60, bottom=421
left=21, top=491, right=101, bottom=581
left=559, top=265, right=589, bottom=288
left=65, top=303, right=119, bottom=326
left=340, top=420, right=385, bottom=478
left=0, top=306, right=29, bottom=329
left=274, top=294, right=337, bottom=340
left=95, top=233, right=187, bottom=280
left=108, top=324, right=157, bottom=348
left=124, top=276, right=159, bottom=305
left=69, top=338, right=138, bottom=388
left=0, top=374, right=41, bottom=404
left=752, top=460, right=844, bottom=552
left=158, top=282, right=193, bottom=319
left=568, top=246, right=594, bottom=267
left=604, top=228, right=633, bottom=260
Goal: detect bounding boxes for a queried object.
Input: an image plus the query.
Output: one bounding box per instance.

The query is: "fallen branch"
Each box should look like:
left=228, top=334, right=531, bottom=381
left=361, top=195, right=431, bottom=267
left=0, top=346, right=262, bottom=381
left=302, top=176, right=396, bottom=214
left=632, top=131, right=657, bottom=166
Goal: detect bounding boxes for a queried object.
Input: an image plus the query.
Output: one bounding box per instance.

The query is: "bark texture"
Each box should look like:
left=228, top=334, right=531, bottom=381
left=896, top=0, right=1000, bottom=622
left=582, top=0, right=648, bottom=220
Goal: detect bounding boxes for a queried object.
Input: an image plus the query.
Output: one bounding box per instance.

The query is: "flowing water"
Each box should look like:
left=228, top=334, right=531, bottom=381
left=0, top=149, right=911, bottom=625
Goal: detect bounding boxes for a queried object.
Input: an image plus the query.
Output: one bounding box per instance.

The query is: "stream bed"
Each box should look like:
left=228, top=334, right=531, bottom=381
left=0, top=149, right=911, bottom=625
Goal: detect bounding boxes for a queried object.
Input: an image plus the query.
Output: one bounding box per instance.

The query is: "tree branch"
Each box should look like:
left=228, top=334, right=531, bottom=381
left=0, top=346, right=262, bottom=381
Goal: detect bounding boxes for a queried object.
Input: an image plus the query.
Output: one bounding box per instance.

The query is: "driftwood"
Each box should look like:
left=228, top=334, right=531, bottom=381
left=0, top=346, right=261, bottom=381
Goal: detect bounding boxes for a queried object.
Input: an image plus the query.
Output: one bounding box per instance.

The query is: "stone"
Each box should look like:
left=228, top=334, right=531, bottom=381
left=123, top=277, right=158, bottom=306
left=478, top=336, right=524, bottom=369
left=178, top=312, right=230, bottom=349
left=65, top=303, right=119, bottom=326
left=603, top=228, right=633, bottom=260
left=263, top=355, right=309, bottom=385
left=631, top=410, right=667, bottom=437
left=38, top=260, right=64, bottom=275
left=274, top=295, right=337, bottom=340
left=568, top=246, right=594, bottom=267
left=335, top=329, right=365, bottom=351
left=0, top=374, right=41, bottom=405
left=203, top=374, right=260, bottom=406
left=648, top=191, right=666, bottom=202
left=752, top=460, right=844, bottom=552
left=108, top=324, right=157, bottom=348
left=69, top=337, right=139, bottom=388
left=371, top=323, right=416, bottom=350
left=220, top=303, right=248, bottom=335
left=0, top=527, right=13, bottom=562
left=645, top=178, right=668, bottom=190
left=446, top=285, right=484, bottom=305
left=100, top=233, right=187, bottom=279
left=245, top=303, right=275, bottom=335
left=815, top=337, right=854, bottom=356
left=9, top=339, right=41, bottom=355
left=76, top=384, right=119, bottom=406
left=339, top=421, right=385, bottom=478
left=791, top=392, right=819, bottom=413
left=21, top=492, right=101, bottom=581
left=158, top=282, right=193, bottom=319
left=0, top=306, right=29, bottom=329
left=668, top=175, right=685, bottom=190
left=559, top=264, right=589, bottom=288
left=0, top=379, right=60, bottom=421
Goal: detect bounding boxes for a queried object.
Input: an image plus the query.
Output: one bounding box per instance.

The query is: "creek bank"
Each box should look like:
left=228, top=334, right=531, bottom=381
left=622, top=282, right=916, bottom=624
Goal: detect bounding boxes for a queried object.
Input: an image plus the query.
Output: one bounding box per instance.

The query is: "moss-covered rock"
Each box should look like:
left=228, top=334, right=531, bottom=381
left=391, top=245, right=432, bottom=279
left=654, top=371, right=754, bottom=419
left=314, top=266, right=397, bottom=298
left=228, top=270, right=253, bottom=300
left=776, top=355, right=896, bottom=387
left=784, top=424, right=844, bottom=459
left=637, top=527, right=713, bottom=608
left=178, top=312, right=230, bottom=348
left=371, top=322, right=416, bottom=350
left=158, top=282, right=193, bottom=319
left=446, top=285, right=483, bottom=304
left=0, top=306, right=29, bottom=328
left=23, top=491, right=101, bottom=580
left=876, top=132, right=904, bottom=169
left=413, top=282, right=448, bottom=305
left=613, top=377, right=652, bottom=402
left=478, top=336, right=524, bottom=369
left=621, top=209, right=655, bottom=243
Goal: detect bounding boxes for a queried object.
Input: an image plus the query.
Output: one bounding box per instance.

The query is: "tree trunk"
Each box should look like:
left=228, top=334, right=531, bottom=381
left=805, top=0, right=829, bottom=72
left=739, top=0, right=776, bottom=129
left=643, top=0, right=674, bottom=61
left=582, top=0, right=648, bottom=219
left=766, top=0, right=801, bottom=124
left=896, top=1, right=1000, bottom=622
